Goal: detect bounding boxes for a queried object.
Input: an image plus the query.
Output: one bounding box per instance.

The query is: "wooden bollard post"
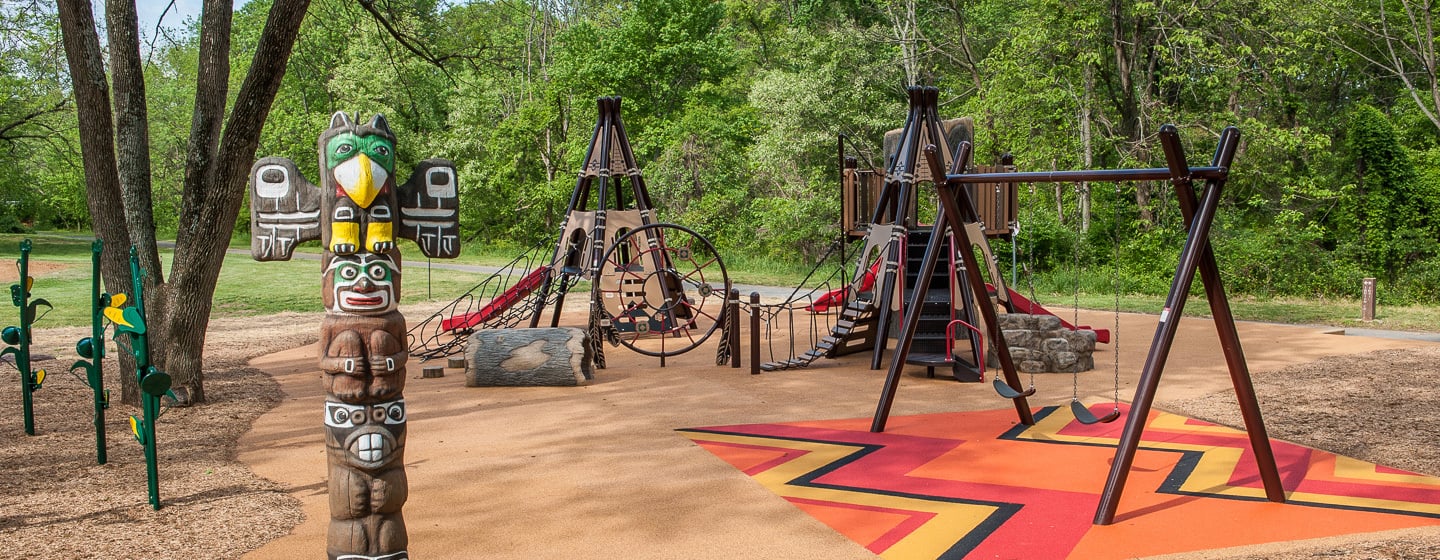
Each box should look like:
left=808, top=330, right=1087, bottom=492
left=447, top=357, right=466, bottom=369
left=1362, top=277, right=1376, bottom=322
left=729, top=288, right=741, bottom=369
left=749, top=292, right=761, bottom=375
left=422, top=366, right=445, bottom=378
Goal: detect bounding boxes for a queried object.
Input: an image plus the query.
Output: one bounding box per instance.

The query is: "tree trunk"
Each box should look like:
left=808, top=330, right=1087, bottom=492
left=56, top=0, right=142, bottom=404
left=106, top=0, right=163, bottom=291
left=887, top=0, right=920, bottom=85
left=59, top=0, right=310, bottom=406
left=465, top=328, right=593, bottom=386
left=161, top=0, right=311, bottom=404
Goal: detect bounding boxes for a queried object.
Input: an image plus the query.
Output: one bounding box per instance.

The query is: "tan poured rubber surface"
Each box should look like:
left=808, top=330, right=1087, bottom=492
left=239, top=308, right=1436, bottom=559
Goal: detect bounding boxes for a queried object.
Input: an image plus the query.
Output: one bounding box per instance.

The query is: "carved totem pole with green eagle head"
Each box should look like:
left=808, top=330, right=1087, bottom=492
left=249, top=112, right=459, bottom=560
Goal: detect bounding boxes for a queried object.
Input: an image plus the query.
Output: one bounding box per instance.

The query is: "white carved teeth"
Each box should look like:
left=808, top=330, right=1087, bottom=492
left=352, top=433, right=387, bottom=462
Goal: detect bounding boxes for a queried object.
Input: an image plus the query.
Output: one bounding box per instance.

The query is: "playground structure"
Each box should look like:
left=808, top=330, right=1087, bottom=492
left=248, top=111, right=463, bottom=559
left=108, top=247, right=171, bottom=510
left=752, top=86, right=1109, bottom=382
left=396, top=88, right=1283, bottom=530
left=408, top=97, right=732, bottom=367
left=854, top=96, right=1284, bottom=524
left=70, top=239, right=112, bottom=465
left=2, top=238, right=166, bottom=504
left=5, top=239, right=51, bottom=436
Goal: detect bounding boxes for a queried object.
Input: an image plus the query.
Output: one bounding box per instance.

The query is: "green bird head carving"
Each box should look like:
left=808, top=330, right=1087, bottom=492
left=320, top=112, right=397, bottom=209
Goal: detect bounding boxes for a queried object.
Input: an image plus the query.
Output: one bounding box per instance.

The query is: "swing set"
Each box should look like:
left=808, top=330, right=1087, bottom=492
left=869, top=113, right=1285, bottom=525
left=992, top=173, right=1124, bottom=426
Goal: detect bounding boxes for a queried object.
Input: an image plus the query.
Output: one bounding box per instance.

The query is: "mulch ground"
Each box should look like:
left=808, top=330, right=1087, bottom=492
left=0, top=313, right=318, bottom=559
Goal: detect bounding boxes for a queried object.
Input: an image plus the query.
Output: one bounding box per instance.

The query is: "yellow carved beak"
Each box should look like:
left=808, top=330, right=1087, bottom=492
left=335, top=153, right=381, bottom=208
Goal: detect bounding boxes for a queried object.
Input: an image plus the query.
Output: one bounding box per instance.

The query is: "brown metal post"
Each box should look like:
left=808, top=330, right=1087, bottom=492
left=1093, top=127, right=1248, bottom=524
left=872, top=143, right=1035, bottom=432
left=1362, top=278, right=1376, bottom=321
left=934, top=146, right=1034, bottom=427
left=529, top=103, right=606, bottom=329
left=1160, top=127, right=1285, bottom=505
left=870, top=87, right=928, bottom=371
left=729, top=288, right=741, bottom=369
left=872, top=207, right=950, bottom=430
left=749, top=292, right=761, bottom=375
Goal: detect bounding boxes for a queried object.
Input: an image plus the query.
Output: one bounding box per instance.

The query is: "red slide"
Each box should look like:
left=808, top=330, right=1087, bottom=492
left=442, top=267, right=549, bottom=331
left=807, top=259, right=884, bottom=313
left=996, top=286, right=1111, bottom=344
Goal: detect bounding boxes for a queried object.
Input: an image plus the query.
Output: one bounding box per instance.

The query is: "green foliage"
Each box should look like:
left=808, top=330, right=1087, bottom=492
left=1333, top=104, right=1440, bottom=284
left=10, top=0, right=1440, bottom=307
left=0, top=2, right=82, bottom=230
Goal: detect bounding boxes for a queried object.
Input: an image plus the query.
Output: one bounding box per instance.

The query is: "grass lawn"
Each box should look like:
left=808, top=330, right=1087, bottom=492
left=1, top=233, right=499, bottom=328
left=4, top=232, right=1433, bottom=332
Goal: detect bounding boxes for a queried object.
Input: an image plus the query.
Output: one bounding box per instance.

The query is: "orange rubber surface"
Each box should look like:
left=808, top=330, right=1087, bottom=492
left=681, top=405, right=1440, bottom=559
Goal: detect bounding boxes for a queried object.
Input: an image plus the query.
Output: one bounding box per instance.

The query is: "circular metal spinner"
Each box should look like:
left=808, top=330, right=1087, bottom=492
left=596, top=223, right=730, bottom=358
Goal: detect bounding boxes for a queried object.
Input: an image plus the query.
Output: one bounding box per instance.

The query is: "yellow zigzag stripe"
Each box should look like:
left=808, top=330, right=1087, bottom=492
left=1017, top=409, right=1440, bottom=515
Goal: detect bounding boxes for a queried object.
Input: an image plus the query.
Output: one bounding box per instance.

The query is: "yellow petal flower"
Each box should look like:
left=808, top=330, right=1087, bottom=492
left=104, top=306, right=133, bottom=328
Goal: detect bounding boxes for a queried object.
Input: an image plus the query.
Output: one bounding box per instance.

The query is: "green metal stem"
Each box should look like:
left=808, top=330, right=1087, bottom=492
left=18, top=239, right=33, bottom=435
left=128, top=247, right=160, bottom=510
left=90, top=239, right=107, bottom=464
left=143, top=391, right=159, bottom=510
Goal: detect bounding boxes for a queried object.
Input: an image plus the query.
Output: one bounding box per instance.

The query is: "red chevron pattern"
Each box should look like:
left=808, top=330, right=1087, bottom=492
left=680, top=405, right=1440, bottom=559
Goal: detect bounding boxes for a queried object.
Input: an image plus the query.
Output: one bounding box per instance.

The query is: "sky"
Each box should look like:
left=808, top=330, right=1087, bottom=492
left=134, top=0, right=251, bottom=38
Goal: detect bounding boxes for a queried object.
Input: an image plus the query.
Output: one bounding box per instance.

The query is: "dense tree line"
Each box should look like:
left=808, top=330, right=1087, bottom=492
left=7, top=0, right=1440, bottom=310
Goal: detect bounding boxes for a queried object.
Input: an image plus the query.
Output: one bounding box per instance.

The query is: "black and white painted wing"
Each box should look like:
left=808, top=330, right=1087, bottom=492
left=249, top=157, right=321, bottom=261
left=397, top=159, right=460, bottom=259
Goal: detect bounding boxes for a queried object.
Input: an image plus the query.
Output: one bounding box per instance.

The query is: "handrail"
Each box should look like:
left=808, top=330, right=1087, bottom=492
left=945, top=319, right=983, bottom=380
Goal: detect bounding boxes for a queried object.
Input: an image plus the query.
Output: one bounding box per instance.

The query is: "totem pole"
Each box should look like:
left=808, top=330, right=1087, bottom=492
left=250, top=112, right=459, bottom=560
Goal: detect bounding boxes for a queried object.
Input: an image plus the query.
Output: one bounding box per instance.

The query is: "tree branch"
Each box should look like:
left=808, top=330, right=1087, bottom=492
left=0, top=99, right=69, bottom=140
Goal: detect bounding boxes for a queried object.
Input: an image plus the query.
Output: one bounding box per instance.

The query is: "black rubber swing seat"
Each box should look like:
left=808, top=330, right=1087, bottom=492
left=1070, top=400, right=1121, bottom=425
left=992, top=378, right=1035, bottom=399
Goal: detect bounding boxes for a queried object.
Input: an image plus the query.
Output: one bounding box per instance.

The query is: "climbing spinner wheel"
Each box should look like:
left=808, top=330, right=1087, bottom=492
left=596, top=223, right=730, bottom=358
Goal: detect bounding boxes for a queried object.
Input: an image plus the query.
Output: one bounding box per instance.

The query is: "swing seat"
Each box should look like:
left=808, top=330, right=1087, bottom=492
left=992, top=378, right=1035, bottom=399
left=1070, top=400, right=1121, bottom=425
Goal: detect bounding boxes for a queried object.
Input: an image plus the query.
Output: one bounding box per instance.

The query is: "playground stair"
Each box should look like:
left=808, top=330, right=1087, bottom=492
left=758, top=299, right=878, bottom=372
left=901, top=228, right=982, bottom=381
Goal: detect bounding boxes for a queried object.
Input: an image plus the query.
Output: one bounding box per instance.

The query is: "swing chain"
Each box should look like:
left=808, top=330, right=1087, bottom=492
left=1070, top=182, right=1082, bottom=402
left=1020, top=183, right=1037, bottom=391
left=1111, top=181, right=1123, bottom=414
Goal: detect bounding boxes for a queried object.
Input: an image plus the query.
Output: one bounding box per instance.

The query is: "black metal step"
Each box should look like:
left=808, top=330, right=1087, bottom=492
left=760, top=300, right=879, bottom=372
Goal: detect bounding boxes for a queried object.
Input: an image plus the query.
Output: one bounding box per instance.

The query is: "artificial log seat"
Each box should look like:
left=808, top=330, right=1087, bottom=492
left=465, top=327, right=594, bottom=387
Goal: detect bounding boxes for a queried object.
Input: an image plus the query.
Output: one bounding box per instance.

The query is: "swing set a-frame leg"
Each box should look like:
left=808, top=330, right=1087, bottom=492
left=1092, top=126, right=1285, bottom=525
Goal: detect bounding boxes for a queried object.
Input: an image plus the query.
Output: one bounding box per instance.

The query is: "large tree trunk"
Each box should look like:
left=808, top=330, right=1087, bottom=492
left=105, top=0, right=163, bottom=287
left=56, top=0, right=143, bottom=403
left=162, top=0, right=311, bottom=404
left=106, top=0, right=168, bottom=404
left=59, top=0, right=310, bottom=405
